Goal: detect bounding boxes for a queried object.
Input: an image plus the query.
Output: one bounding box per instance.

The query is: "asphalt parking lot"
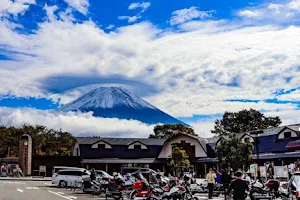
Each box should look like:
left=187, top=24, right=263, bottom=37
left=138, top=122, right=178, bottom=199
left=0, top=180, right=227, bottom=200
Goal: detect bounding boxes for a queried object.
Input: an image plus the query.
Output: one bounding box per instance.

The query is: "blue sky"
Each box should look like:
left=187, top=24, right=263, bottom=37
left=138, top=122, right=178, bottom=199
left=0, top=0, right=300, bottom=137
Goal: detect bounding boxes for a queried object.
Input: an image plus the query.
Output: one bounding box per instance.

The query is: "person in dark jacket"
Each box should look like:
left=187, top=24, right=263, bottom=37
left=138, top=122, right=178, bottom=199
left=227, top=171, right=249, bottom=200
left=221, top=170, right=232, bottom=199
left=90, top=168, right=97, bottom=181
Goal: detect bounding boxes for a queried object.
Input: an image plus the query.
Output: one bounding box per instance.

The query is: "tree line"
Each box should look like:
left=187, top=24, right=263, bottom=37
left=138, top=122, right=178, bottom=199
left=0, top=124, right=74, bottom=157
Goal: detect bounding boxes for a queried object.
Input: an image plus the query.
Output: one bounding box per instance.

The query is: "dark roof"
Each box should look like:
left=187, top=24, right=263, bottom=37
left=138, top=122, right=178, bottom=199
left=76, top=137, right=166, bottom=146
left=252, top=134, right=300, bottom=153
left=206, top=124, right=300, bottom=145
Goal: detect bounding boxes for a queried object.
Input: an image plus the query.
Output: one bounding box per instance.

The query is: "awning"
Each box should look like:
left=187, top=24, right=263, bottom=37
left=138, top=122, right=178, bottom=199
left=252, top=151, right=300, bottom=159
left=194, top=158, right=219, bottom=163
left=83, top=158, right=166, bottom=164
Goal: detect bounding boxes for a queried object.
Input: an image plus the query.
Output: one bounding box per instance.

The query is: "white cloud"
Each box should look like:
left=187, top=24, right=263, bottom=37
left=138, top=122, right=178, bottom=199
left=118, top=15, right=141, bottom=23
left=44, top=5, right=58, bottom=22
left=170, top=7, right=213, bottom=25
left=277, top=90, right=300, bottom=101
left=288, top=0, right=300, bottom=11
left=63, top=0, right=89, bottom=15
left=128, top=2, right=151, bottom=13
left=238, top=10, right=261, bottom=18
left=119, top=2, right=150, bottom=24
left=0, top=107, right=154, bottom=137
left=191, top=119, right=216, bottom=138
left=0, top=0, right=35, bottom=17
left=106, top=24, right=115, bottom=30
left=237, top=0, right=300, bottom=23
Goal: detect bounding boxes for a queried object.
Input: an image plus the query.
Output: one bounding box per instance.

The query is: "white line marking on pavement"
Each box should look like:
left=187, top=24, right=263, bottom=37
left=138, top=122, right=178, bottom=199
left=43, top=182, right=52, bottom=186
left=57, top=192, right=64, bottom=194
left=0, top=181, right=25, bottom=184
left=48, top=190, right=74, bottom=200
left=68, top=196, right=77, bottom=199
left=26, top=187, right=39, bottom=189
left=17, top=188, right=23, bottom=193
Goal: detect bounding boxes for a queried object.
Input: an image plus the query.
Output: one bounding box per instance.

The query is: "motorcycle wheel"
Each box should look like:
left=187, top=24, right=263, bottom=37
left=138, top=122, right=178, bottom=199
left=129, top=190, right=137, bottom=199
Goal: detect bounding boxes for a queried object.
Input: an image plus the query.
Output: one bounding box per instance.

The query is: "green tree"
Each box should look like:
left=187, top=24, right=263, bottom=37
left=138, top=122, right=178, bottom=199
left=149, top=124, right=197, bottom=139
left=216, top=136, right=253, bottom=170
left=169, top=147, right=190, bottom=176
left=0, top=124, right=75, bottom=157
left=213, top=109, right=282, bottom=170
left=212, top=109, right=281, bottom=136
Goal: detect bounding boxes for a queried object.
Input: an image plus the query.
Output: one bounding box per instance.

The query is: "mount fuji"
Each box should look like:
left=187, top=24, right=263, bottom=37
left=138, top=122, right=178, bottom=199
left=57, top=87, right=188, bottom=126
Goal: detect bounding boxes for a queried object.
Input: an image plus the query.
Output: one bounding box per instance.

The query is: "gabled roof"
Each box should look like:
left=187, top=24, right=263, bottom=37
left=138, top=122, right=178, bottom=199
left=91, top=140, right=112, bottom=146
left=161, top=132, right=207, bottom=154
left=76, top=137, right=166, bottom=146
left=206, top=124, right=300, bottom=145
left=127, top=141, right=147, bottom=146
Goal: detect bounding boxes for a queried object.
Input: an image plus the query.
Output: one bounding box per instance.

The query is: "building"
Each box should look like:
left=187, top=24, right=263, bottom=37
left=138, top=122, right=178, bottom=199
left=72, top=133, right=212, bottom=177
left=72, top=124, right=300, bottom=177
left=207, top=124, right=300, bottom=166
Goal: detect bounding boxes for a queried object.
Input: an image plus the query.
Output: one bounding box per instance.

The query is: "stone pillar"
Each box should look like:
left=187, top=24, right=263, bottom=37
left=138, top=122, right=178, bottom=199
left=19, top=134, right=32, bottom=176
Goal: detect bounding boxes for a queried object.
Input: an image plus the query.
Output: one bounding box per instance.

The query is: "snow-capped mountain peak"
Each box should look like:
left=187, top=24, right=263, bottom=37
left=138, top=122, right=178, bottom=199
left=58, top=87, right=156, bottom=111
left=58, top=86, right=188, bottom=126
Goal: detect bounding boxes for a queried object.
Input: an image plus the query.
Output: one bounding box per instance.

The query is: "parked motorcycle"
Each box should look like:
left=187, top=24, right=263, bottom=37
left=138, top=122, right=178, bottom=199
left=134, top=179, right=181, bottom=200
left=101, top=174, right=126, bottom=200
left=249, top=180, right=270, bottom=200
left=290, top=175, right=300, bottom=200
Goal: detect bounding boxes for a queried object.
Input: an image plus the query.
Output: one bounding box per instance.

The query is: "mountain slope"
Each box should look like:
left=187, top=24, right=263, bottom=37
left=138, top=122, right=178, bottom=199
left=57, top=87, right=188, bottom=126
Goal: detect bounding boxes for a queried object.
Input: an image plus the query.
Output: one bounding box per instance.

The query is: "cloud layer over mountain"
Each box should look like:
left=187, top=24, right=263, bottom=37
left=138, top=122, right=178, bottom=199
left=0, top=0, right=299, bottom=137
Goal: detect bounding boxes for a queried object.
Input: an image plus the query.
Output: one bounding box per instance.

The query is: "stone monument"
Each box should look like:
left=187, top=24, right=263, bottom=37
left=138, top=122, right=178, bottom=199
left=19, top=134, right=32, bottom=176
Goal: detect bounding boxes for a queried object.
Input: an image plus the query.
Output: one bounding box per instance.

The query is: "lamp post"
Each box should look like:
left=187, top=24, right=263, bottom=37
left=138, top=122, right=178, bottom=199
left=250, top=130, right=264, bottom=181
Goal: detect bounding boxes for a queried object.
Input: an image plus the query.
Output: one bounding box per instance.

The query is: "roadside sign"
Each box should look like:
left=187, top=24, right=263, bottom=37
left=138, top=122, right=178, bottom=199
left=274, top=166, right=288, bottom=178
left=39, top=166, right=46, bottom=172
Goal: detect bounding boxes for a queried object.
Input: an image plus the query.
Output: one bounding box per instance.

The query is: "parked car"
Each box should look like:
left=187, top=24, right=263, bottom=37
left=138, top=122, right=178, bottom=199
left=52, top=169, right=90, bottom=188
left=51, top=166, right=84, bottom=180
left=95, top=170, right=113, bottom=179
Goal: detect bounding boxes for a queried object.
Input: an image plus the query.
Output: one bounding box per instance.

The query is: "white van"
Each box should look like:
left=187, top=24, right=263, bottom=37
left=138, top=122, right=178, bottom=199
left=52, top=166, right=84, bottom=180
left=52, top=169, right=90, bottom=187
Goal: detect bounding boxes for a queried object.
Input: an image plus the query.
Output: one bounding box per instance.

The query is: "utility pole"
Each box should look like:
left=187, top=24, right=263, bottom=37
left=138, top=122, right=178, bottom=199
left=250, top=130, right=264, bottom=181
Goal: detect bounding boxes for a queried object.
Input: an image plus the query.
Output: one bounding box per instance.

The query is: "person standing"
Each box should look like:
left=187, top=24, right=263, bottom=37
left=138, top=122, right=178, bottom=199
left=90, top=168, right=97, bottom=181
left=226, top=171, right=249, bottom=200
left=222, top=170, right=232, bottom=199
left=206, top=168, right=216, bottom=199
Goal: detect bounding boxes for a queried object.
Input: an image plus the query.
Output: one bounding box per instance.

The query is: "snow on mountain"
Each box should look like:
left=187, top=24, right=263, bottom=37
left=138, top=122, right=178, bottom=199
left=58, top=87, right=156, bottom=111
left=58, top=87, right=188, bottom=126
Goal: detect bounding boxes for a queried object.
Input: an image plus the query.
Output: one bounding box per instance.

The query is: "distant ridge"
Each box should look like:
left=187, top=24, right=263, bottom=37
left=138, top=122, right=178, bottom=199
left=58, top=87, right=188, bottom=126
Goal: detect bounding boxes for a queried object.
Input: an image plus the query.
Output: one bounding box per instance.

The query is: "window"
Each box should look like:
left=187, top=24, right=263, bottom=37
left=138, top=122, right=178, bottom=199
left=98, top=144, right=106, bottom=149
left=284, top=132, right=292, bottom=138
left=244, top=138, right=250, bottom=143
left=134, top=145, right=142, bottom=149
